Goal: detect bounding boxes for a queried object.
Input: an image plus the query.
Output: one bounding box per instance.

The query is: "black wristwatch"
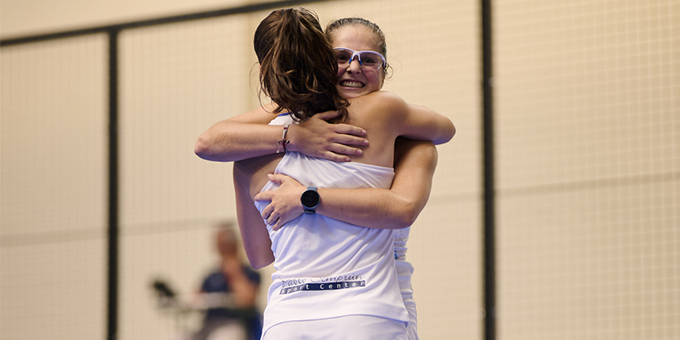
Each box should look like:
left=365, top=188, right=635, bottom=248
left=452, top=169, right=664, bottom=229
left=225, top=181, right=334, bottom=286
left=301, top=186, right=320, bottom=215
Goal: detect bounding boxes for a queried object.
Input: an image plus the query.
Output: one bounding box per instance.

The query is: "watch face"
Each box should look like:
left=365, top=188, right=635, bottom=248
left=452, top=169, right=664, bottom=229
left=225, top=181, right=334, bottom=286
left=301, top=189, right=320, bottom=208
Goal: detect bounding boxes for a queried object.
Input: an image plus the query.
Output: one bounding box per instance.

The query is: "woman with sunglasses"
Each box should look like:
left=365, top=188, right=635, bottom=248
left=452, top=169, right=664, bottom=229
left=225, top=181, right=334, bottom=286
left=196, top=10, right=452, bottom=340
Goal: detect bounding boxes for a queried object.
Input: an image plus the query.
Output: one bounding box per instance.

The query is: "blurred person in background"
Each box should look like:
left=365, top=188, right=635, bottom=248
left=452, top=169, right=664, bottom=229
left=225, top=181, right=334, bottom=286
left=191, top=222, right=262, bottom=340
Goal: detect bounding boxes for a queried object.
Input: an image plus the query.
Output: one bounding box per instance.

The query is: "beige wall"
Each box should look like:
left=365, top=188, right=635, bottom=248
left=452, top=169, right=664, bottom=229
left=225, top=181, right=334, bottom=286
left=0, top=0, right=255, bottom=38
left=1, top=1, right=678, bottom=340
left=1, top=34, right=109, bottom=339
left=495, top=2, right=680, bottom=339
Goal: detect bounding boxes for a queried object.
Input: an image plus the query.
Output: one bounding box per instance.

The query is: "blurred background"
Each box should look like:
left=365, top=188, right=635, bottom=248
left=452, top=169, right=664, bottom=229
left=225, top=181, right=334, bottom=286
left=1, top=0, right=678, bottom=339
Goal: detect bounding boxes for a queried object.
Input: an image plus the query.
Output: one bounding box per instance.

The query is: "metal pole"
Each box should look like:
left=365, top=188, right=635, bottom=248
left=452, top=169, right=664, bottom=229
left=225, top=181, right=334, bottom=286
left=481, top=0, right=496, bottom=339
left=107, top=29, right=119, bottom=340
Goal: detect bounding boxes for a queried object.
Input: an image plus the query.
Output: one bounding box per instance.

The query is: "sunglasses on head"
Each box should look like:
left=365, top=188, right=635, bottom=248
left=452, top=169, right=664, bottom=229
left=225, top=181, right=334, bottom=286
left=333, top=47, right=386, bottom=70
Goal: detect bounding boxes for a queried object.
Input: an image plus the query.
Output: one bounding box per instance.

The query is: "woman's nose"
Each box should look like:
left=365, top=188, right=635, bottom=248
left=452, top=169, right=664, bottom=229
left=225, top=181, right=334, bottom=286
left=347, top=58, right=362, bottom=73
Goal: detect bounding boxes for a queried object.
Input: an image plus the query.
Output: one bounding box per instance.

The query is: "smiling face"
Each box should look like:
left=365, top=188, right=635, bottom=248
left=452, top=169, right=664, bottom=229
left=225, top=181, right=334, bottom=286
left=330, top=25, right=386, bottom=99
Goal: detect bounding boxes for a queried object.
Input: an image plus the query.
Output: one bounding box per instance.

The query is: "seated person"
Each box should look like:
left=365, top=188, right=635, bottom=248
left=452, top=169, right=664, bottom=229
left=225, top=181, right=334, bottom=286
left=192, top=222, right=262, bottom=340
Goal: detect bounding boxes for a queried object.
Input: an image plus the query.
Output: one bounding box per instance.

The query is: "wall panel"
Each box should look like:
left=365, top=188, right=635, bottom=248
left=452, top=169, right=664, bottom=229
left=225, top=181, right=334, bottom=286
left=495, top=1, right=680, bottom=339
left=1, top=34, right=108, bottom=340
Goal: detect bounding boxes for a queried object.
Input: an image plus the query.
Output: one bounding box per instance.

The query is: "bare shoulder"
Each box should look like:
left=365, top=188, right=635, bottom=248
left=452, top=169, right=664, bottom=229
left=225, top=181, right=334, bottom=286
left=349, top=91, right=409, bottom=117
left=360, top=91, right=406, bottom=106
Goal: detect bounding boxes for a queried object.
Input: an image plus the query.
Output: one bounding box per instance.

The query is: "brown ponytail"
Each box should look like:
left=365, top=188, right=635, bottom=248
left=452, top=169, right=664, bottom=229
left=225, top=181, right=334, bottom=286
left=254, top=8, right=348, bottom=122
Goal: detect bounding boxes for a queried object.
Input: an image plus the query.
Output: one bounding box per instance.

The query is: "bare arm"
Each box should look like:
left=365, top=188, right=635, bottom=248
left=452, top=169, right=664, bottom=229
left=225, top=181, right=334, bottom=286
left=403, top=102, right=456, bottom=144
left=352, top=91, right=455, bottom=145
left=255, top=138, right=438, bottom=230
left=233, top=160, right=275, bottom=269
left=195, top=104, right=368, bottom=162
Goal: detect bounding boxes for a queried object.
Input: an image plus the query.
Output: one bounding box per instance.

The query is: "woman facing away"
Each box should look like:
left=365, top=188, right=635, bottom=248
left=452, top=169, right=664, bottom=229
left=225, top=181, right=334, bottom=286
left=195, top=12, right=452, bottom=340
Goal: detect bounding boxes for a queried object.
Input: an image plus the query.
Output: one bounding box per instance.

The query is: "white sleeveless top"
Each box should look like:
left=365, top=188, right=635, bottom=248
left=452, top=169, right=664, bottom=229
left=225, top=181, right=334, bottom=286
left=256, top=115, right=409, bottom=333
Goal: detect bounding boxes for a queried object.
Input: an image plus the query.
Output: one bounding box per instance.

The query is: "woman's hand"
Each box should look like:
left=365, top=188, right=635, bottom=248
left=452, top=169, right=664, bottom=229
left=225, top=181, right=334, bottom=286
left=255, top=174, right=307, bottom=230
left=195, top=105, right=368, bottom=162
left=288, top=110, right=368, bottom=162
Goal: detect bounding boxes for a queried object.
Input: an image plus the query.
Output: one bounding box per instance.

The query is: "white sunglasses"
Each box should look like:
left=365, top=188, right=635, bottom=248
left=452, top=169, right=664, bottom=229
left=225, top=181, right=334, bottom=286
left=334, top=47, right=386, bottom=70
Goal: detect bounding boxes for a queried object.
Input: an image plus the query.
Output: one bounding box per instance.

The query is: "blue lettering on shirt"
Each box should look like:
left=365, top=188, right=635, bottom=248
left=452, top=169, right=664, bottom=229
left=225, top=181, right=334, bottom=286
left=279, top=281, right=366, bottom=295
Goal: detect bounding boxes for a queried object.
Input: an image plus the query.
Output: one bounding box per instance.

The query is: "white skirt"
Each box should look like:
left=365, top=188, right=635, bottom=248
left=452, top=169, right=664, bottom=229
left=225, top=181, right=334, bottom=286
left=262, top=315, right=406, bottom=340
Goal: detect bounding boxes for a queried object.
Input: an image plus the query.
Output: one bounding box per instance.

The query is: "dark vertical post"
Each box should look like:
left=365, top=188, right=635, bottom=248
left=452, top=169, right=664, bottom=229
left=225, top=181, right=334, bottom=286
left=107, top=29, right=120, bottom=340
left=481, top=0, right=496, bottom=340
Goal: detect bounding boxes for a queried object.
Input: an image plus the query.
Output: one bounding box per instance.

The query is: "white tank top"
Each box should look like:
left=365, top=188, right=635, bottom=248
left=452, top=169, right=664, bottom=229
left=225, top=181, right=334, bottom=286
left=256, top=115, right=409, bottom=333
